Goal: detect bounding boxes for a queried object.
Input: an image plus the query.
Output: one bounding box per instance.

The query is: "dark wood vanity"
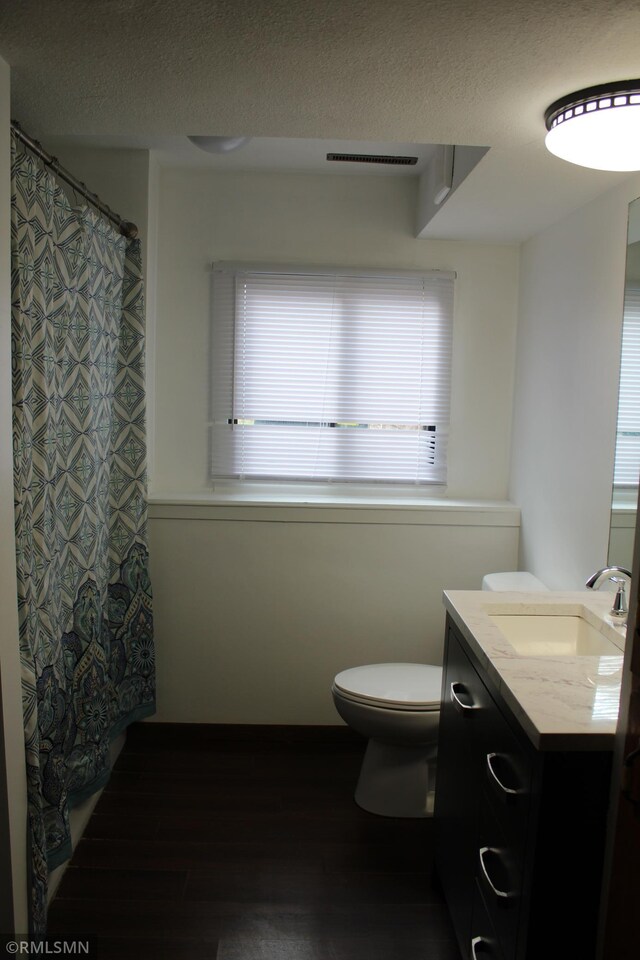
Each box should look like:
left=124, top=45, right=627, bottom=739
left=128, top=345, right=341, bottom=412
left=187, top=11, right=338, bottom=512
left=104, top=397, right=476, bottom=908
left=435, top=614, right=614, bottom=960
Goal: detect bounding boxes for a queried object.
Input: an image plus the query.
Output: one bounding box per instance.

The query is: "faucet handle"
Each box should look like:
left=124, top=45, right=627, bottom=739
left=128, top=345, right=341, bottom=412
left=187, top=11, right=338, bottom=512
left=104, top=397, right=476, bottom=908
left=609, top=576, right=628, bottom=622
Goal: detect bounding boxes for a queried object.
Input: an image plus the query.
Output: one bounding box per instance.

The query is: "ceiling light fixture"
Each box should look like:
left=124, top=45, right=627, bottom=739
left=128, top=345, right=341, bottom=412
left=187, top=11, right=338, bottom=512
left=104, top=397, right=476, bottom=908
left=188, top=136, right=251, bottom=154
left=544, top=80, right=640, bottom=171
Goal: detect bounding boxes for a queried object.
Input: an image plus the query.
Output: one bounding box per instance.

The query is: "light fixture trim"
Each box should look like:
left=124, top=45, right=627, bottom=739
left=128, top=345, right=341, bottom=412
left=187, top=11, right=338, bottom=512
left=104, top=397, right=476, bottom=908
left=544, top=80, right=640, bottom=132
left=544, top=80, right=640, bottom=171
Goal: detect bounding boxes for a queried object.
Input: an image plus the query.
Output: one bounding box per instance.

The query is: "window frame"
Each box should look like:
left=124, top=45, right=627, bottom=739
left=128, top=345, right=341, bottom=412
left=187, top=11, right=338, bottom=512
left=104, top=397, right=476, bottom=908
left=613, top=281, right=640, bottom=490
left=209, top=262, right=455, bottom=489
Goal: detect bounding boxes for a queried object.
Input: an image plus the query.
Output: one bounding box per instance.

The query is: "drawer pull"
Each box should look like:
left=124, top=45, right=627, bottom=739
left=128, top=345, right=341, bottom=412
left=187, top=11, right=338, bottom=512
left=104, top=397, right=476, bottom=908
left=471, top=936, right=489, bottom=960
left=479, top=846, right=514, bottom=902
left=450, top=681, right=479, bottom=714
left=486, top=752, right=520, bottom=801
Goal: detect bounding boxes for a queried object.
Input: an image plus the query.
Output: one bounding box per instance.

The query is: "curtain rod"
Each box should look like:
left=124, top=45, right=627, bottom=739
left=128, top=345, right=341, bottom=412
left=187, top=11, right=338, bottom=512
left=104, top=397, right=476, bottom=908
left=11, top=121, right=139, bottom=240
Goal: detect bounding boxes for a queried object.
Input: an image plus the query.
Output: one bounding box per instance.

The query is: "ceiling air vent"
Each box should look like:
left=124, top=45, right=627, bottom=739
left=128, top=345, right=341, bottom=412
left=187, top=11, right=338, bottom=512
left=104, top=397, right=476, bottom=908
left=326, top=153, right=418, bottom=166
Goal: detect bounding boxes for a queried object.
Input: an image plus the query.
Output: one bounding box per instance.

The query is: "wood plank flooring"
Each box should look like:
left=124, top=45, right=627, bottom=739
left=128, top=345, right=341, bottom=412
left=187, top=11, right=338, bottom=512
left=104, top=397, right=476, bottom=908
left=48, top=723, right=462, bottom=959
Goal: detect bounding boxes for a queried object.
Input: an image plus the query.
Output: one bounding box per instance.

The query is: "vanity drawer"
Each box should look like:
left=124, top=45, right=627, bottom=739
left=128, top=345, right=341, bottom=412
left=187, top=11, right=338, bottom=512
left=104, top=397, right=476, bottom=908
left=443, top=625, right=495, bottom=720
left=470, top=880, right=506, bottom=960
left=476, top=798, right=522, bottom=959
left=481, top=700, right=533, bottom=851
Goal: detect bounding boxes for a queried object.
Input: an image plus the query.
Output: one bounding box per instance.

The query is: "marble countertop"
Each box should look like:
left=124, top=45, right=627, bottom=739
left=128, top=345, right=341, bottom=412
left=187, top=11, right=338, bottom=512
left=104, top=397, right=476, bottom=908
left=442, top=590, right=626, bottom=751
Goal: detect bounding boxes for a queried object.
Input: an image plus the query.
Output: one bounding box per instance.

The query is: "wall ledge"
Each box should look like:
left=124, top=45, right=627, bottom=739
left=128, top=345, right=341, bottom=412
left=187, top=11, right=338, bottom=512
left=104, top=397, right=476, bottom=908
left=148, top=496, right=520, bottom=526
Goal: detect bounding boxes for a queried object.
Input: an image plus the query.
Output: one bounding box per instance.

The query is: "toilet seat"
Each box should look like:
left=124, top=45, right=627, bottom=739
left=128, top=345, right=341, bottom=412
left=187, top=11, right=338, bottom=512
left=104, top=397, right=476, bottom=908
left=333, top=662, right=442, bottom=712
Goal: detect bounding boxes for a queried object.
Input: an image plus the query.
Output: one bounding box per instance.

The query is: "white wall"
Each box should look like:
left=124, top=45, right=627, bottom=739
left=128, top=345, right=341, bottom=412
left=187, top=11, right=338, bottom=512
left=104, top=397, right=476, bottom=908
left=609, top=509, right=635, bottom=571
left=144, top=168, right=523, bottom=723
left=0, top=56, right=29, bottom=934
left=149, top=502, right=519, bottom=723
left=511, top=174, right=640, bottom=589
left=145, top=152, right=160, bottom=483
left=154, top=168, right=520, bottom=499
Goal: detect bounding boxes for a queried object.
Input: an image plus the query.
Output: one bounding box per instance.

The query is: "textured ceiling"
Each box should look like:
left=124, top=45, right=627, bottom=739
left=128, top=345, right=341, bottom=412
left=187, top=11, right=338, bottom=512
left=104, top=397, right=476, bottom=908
left=1, top=0, right=639, bottom=239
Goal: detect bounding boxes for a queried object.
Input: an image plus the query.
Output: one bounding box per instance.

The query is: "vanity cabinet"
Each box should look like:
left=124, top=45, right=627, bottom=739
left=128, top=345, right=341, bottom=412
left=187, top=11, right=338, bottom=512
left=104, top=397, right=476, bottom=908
left=435, top=616, right=613, bottom=960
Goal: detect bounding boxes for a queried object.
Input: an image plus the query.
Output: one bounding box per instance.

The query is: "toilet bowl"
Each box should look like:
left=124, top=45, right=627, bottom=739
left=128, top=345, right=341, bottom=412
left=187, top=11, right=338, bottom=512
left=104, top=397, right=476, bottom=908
left=332, top=571, right=548, bottom=819
left=332, top=662, right=442, bottom=818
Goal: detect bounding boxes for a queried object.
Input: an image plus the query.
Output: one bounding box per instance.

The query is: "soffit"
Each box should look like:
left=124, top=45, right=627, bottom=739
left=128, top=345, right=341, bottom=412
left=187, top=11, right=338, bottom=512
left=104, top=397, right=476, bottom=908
left=1, top=0, right=638, bottom=240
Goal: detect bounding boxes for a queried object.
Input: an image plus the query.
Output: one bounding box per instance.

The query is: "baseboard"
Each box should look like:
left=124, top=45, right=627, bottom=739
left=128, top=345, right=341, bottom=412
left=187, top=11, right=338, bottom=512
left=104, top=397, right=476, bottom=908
left=126, top=720, right=364, bottom=746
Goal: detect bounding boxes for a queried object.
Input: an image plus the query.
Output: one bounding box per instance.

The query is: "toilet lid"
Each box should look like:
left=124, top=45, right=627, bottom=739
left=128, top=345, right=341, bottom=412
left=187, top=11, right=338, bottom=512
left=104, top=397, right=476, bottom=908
left=333, top=662, right=442, bottom=709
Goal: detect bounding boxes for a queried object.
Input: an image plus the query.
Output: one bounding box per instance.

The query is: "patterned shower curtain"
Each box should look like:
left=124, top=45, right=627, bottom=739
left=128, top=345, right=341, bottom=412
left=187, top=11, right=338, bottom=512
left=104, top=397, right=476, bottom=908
left=10, top=136, right=155, bottom=935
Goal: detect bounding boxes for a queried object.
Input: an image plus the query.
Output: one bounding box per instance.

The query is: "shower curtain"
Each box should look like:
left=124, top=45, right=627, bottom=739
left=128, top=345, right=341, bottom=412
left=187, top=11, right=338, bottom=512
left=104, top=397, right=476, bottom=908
left=11, top=135, right=155, bottom=935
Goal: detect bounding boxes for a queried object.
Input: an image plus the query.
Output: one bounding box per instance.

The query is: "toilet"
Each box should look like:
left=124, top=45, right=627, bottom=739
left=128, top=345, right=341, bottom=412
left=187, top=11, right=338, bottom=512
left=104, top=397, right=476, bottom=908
left=331, top=570, right=548, bottom=818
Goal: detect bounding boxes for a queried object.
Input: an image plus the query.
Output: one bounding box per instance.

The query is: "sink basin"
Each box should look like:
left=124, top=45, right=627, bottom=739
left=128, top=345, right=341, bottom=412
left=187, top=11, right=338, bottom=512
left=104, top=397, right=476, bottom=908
left=489, top=614, right=620, bottom=657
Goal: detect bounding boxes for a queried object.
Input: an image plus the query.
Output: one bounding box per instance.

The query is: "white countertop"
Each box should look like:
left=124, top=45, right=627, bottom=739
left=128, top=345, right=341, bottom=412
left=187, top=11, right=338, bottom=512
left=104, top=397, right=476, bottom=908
left=442, top=590, right=626, bottom=751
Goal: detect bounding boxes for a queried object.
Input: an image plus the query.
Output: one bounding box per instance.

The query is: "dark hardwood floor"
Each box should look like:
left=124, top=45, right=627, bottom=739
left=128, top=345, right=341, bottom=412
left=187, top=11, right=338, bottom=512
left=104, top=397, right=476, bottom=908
left=48, top=723, right=462, bottom=959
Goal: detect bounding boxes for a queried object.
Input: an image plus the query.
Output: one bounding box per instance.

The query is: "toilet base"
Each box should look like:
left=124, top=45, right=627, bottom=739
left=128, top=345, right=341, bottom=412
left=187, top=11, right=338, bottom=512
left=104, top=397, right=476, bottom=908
left=354, top=738, right=437, bottom=818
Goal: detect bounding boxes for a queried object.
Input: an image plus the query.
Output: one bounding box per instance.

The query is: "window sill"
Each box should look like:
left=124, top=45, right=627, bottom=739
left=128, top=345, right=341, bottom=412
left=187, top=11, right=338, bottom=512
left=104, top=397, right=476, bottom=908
left=611, top=486, right=638, bottom=512
left=147, top=490, right=521, bottom=527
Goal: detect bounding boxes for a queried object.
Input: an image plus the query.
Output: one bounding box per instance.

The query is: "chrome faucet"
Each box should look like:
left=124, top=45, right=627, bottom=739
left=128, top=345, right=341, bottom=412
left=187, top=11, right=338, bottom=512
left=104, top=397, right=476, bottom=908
left=586, top=566, right=632, bottom=623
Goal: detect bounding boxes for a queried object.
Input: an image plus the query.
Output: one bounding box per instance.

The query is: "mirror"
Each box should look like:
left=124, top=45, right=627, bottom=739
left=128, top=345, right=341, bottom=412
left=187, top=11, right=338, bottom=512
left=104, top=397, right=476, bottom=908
left=608, top=197, right=640, bottom=569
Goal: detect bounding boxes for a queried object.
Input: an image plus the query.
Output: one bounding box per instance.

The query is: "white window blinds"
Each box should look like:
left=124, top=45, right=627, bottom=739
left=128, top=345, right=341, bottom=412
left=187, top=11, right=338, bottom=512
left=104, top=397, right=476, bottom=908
left=614, top=283, right=640, bottom=487
left=210, top=265, right=454, bottom=484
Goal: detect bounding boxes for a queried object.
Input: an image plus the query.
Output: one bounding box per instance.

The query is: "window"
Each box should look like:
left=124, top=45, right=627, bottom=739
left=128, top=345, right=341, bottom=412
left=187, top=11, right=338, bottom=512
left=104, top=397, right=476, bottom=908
left=614, top=283, right=640, bottom=489
left=210, top=264, right=454, bottom=485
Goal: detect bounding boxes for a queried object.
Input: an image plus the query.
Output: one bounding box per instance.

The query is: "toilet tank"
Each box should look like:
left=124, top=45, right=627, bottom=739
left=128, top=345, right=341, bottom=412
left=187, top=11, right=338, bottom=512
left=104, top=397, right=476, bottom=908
left=482, top=571, right=549, bottom=591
